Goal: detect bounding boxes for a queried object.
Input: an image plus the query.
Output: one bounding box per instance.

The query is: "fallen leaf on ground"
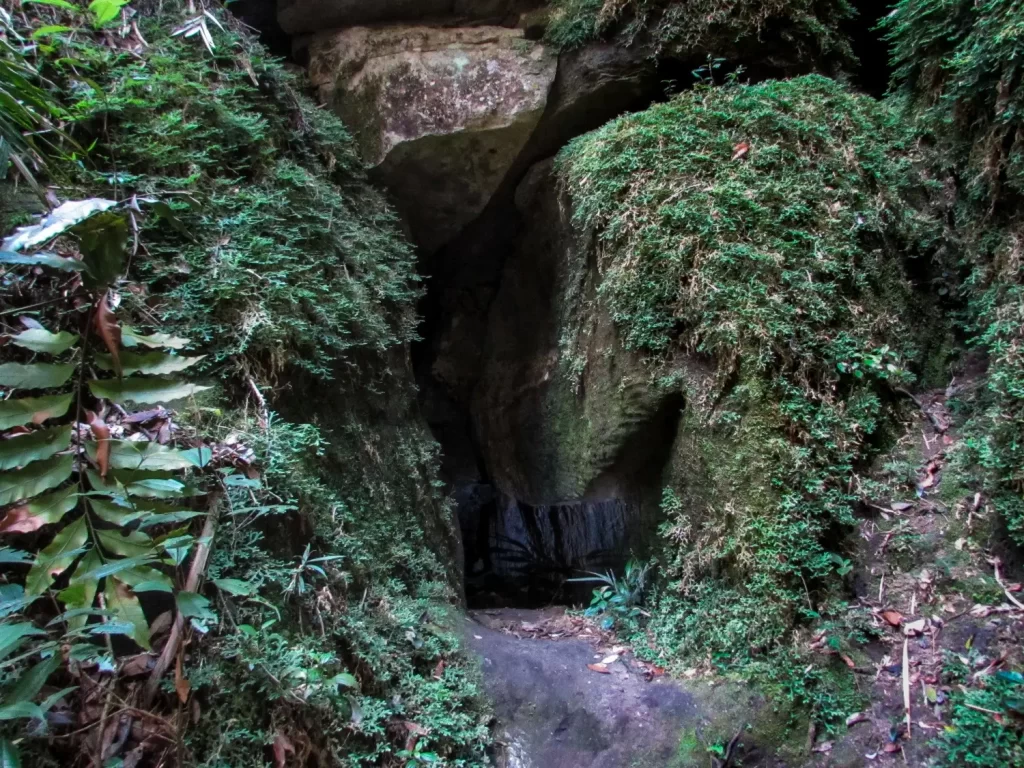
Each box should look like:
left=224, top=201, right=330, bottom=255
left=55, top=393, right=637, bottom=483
left=86, top=410, right=111, bottom=478
left=94, top=291, right=122, bottom=378
left=732, top=141, right=750, bottom=161
left=432, top=659, right=445, bottom=679
left=881, top=610, right=904, bottom=627
left=587, top=663, right=610, bottom=674
left=272, top=731, right=294, bottom=768
left=846, top=712, right=870, bottom=727
left=903, top=619, right=928, bottom=636
left=0, top=505, right=46, bottom=534
left=600, top=654, right=619, bottom=665
left=174, top=653, right=190, bottom=703
left=812, top=741, right=833, bottom=753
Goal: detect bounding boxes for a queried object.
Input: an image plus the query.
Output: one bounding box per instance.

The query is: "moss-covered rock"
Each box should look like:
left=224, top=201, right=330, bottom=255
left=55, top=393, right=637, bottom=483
left=550, top=74, right=942, bottom=658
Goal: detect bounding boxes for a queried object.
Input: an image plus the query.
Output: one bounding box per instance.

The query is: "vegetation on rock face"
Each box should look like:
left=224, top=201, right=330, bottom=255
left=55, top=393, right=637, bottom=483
left=885, top=0, right=1024, bottom=548
left=0, top=3, right=485, bottom=765
left=557, top=74, right=943, bottom=707
left=545, top=0, right=854, bottom=59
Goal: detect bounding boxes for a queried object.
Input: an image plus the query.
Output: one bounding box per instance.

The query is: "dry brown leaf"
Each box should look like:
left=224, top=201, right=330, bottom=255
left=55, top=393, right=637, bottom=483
left=840, top=653, right=856, bottom=669
left=0, top=505, right=47, bottom=534
left=272, top=731, right=295, bottom=768
left=587, top=663, right=610, bottom=674
left=94, top=291, right=122, bottom=379
left=85, top=410, right=111, bottom=478
left=881, top=610, right=904, bottom=627
left=812, top=741, right=833, bottom=754
left=732, top=140, right=750, bottom=161
left=846, top=712, right=870, bottom=727
left=432, top=659, right=445, bottom=679
left=174, top=653, right=190, bottom=703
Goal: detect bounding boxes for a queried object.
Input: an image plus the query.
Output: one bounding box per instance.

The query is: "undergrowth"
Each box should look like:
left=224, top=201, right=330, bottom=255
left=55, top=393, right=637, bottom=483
left=884, top=0, right=1024, bottom=548
left=545, top=0, right=854, bottom=60
left=1, top=3, right=487, bottom=765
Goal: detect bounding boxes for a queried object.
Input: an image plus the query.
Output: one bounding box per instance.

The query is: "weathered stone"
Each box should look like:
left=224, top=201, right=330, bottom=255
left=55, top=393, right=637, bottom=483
left=308, top=25, right=557, bottom=252
left=278, top=0, right=540, bottom=36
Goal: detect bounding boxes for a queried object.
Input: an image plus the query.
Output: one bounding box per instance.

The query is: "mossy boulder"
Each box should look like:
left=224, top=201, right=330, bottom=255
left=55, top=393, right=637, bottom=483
left=486, top=75, right=944, bottom=659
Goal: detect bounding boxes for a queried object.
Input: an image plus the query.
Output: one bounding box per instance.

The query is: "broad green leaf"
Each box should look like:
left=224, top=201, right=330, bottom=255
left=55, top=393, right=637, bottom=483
left=0, top=548, right=32, bottom=564
left=88, top=0, right=128, bottom=25
left=0, top=737, right=21, bottom=768
left=86, top=468, right=191, bottom=499
left=87, top=495, right=202, bottom=527
left=0, top=363, right=74, bottom=390
left=96, top=529, right=155, bottom=559
left=95, top=351, right=205, bottom=376
left=5, top=654, right=60, bottom=704
left=22, top=0, right=78, bottom=10
left=104, top=578, right=150, bottom=650
left=121, top=326, right=190, bottom=350
left=0, top=486, right=79, bottom=533
left=89, top=440, right=205, bottom=471
left=31, top=25, right=73, bottom=39
left=88, top=377, right=211, bottom=405
left=86, top=496, right=134, bottom=525
left=1, top=199, right=117, bottom=252
left=0, top=702, right=43, bottom=721
left=176, top=591, right=216, bottom=621
left=60, top=549, right=100, bottom=630
left=0, top=425, right=72, bottom=470
left=158, top=533, right=194, bottom=566
left=0, top=394, right=73, bottom=430
left=10, top=329, right=78, bottom=355
left=73, top=211, right=127, bottom=289
left=24, top=516, right=88, bottom=597
left=115, top=565, right=173, bottom=593
left=0, top=251, right=84, bottom=272
left=136, top=508, right=204, bottom=528
left=76, top=555, right=157, bottom=582
left=0, top=585, right=27, bottom=618
left=0, top=455, right=74, bottom=506
left=212, top=578, right=254, bottom=597
left=40, top=686, right=77, bottom=712
left=331, top=672, right=358, bottom=689
left=180, top=446, right=211, bottom=468
left=0, top=623, right=45, bottom=662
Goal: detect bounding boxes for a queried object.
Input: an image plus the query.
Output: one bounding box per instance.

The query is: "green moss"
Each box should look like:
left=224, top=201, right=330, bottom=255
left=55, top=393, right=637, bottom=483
left=545, top=0, right=854, bottom=59
left=885, top=0, right=1024, bottom=549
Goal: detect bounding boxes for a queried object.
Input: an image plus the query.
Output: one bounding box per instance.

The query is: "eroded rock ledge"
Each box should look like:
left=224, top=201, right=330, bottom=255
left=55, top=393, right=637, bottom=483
left=308, top=25, right=557, bottom=252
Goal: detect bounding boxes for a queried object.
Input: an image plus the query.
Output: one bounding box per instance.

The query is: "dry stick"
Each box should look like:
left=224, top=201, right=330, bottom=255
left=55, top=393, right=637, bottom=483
left=143, top=499, right=220, bottom=707
left=246, top=375, right=268, bottom=430
left=894, top=387, right=946, bottom=434
left=902, top=638, right=912, bottom=740
left=989, top=557, right=1024, bottom=610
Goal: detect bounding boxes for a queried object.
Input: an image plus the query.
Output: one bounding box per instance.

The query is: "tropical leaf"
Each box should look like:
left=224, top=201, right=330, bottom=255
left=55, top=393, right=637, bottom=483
left=86, top=468, right=191, bottom=499
left=88, top=496, right=202, bottom=527
left=0, top=199, right=117, bottom=252
left=0, top=362, right=75, bottom=389
left=176, top=591, right=216, bottom=621
left=0, top=737, right=20, bottom=768
left=0, top=701, right=43, bottom=721
left=95, top=351, right=205, bottom=376
left=115, top=565, right=173, bottom=593
left=89, top=440, right=206, bottom=471
left=88, top=377, right=211, bottom=405
left=0, top=623, right=45, bottom=662
left=10, top=328, right=78, bottom=355
left=212, top=578, right=254, bottom=596
left=74, top=211, right=126, bottom=289
left=104, top=578, right=150, bottom=650
left=0, top=454, right=74, bottom=506
left=0, top=251, right=83, bottom=272
left=59, top=549, right=100, bottom=630
left=0, top=394, right=73, bottom=430
left=24, top=516, right=88, bottom=596
left=95, top=528, right=155, bottom=559
left=5, top=653, right=60, bottom=704
left=121, top=326, right=190, bottom=349
left=0, top=425, right=72, bottom=470
left=0, top=485, right=78, bottom=534
left=88, top=0, right=129, bottom=25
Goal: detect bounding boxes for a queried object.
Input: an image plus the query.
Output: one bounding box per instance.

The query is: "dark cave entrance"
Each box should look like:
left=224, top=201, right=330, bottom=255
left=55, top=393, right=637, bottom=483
left=846, top=0, right=896, bottom=97
left=460, top=491, right=635, bottom=609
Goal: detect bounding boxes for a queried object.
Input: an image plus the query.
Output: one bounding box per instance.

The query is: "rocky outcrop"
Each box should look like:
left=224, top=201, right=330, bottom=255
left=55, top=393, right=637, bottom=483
left=308, top=25, right=557, bottom=252
left=279, top=0, right=539, bottom=36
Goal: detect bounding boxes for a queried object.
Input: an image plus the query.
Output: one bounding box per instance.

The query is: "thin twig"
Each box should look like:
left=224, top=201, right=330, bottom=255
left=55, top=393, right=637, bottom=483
left=902, top=638, right=912, bottom=739
left=894, top=387, right=946, bottom=433
left=143, top=496, right=220, bottom=706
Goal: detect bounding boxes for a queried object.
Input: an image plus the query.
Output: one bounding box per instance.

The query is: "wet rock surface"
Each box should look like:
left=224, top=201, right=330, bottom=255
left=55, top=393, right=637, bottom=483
left=468, top=608, right=781, bottom=768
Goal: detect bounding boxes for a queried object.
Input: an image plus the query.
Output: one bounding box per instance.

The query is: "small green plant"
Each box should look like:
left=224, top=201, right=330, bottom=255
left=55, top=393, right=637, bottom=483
left=283, top=542, right=344, bottom=599
left=571, top=558, right=651, bottom=626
